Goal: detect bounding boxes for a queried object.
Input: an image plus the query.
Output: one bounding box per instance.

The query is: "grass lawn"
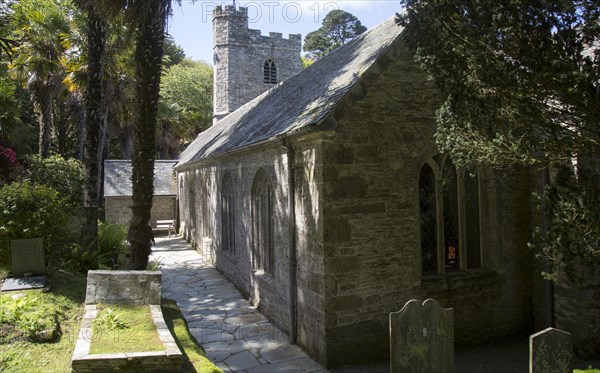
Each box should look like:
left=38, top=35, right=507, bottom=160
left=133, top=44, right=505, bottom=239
left=0, top=268, right=221, bottom=372
left=89, top=304, right=164, bottom=354
left=0, top=270, right=86, bottom=372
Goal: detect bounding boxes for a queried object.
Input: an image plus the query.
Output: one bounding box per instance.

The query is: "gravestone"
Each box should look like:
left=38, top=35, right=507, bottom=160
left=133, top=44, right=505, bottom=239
left=529, top=327, right=572, bottom=373
left=10, top=238, right=45, bottom=277
left=390, top=298, right=454, bottom=373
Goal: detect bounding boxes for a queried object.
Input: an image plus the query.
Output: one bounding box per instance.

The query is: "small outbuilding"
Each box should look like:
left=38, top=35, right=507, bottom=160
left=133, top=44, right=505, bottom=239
left=103, top=160, right=177, bottom=227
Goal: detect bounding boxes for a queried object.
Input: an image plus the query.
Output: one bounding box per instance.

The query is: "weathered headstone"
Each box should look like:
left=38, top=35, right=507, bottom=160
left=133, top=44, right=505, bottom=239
left=390, top=298, right=454, bottom=373
left=10, top=238, right=45, bottom=277
left=529, top=327, right=572, bottom=373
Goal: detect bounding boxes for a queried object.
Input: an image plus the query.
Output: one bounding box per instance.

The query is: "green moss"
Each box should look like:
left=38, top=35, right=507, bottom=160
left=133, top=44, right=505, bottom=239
left=89, top=305, right=164, bottom=354
left=161, top=299, right=223, bottom=373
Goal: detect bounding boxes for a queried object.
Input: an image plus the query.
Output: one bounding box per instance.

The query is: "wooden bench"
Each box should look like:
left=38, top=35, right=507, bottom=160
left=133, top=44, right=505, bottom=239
left=152, top=219, right=175, bottom=237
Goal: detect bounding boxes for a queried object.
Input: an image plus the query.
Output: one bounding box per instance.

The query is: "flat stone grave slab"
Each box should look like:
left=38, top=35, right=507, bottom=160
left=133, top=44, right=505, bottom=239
left=1, top=276, right=46, bottom=292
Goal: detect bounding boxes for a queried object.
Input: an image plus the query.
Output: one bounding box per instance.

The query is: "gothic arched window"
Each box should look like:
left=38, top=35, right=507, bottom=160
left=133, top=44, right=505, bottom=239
left=221, top=172, right=235, bottom=252
left=419, top=156, right=482, bottom=275
left=442, top=158, right=459, bottom=272
left=263, top=59, right=277, bottom=84
left=420, top=163, right=438, bottom=275
left=252, top=168, right=274, bottom=274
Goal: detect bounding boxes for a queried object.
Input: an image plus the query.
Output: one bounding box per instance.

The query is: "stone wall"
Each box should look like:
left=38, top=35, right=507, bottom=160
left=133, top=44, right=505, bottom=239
left=177, top=39, right=536, bottom=369
left=179, top=148, right=292, bottom=331
left=105, top=196, right=176, bottom=227
left=85, top=270, right=162, bottom=305
left=320, top=46, right=534, bottom=367
left=176, top=137, right=327, bottom=362
left=212, top=5, right=301, bottom=122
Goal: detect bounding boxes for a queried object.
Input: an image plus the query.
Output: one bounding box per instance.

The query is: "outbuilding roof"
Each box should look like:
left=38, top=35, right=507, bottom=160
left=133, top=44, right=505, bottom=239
left=104, top=160, right=177, bottom=197
left=177, top=16, right=405, bottom=168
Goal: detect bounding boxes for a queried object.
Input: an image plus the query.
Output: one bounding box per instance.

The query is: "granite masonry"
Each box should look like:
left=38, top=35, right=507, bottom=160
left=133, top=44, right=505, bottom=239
left=212, top=5, right=301, bottom=123
left=72, top=271, right=182, bottom=372
left=174, top=10, right=598, bottom=369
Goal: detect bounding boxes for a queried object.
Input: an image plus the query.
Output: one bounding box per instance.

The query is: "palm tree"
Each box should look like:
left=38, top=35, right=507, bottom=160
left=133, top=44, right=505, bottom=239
left=127, top=0, right=172, bottom=269
left=10, top=1, right=71, bottom=157
left=72, top=1, right=107, bottom=254
left=78, top=0, right=174, bottom=268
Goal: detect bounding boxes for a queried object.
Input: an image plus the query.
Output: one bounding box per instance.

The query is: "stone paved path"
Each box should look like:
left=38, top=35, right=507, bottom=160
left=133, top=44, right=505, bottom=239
left=151, top=236, right=326, bottom=373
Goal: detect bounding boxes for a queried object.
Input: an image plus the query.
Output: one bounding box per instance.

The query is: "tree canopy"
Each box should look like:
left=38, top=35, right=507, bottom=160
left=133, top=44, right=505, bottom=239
left=157, top=59, right=213, bottom=158
left=303, top=9, right=367, bottom=60
left=399, top=0, right=600, bottom=277
left=398, top=0, right=599, bottom=168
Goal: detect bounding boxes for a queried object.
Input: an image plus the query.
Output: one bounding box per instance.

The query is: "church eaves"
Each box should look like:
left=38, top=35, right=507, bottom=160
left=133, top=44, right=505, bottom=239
left=176, top=16, right=405, bottom=168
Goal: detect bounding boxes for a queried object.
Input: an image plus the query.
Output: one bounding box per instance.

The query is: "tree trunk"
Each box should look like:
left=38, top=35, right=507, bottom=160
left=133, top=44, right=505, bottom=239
left=73, top=92, right=86, bottom=161
left=122, top=127, right=132, bottom=159
left=127, top=0, right=168, bottom=270
left=81, top=9, right=107, bottom=254
left=36, top=90, right=53, bottom=158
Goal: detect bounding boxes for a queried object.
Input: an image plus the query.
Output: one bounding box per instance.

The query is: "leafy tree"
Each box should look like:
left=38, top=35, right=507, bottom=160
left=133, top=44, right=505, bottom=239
left=21, top=154, right=85, bottom=206
left=301, top=56, right=315, bottom=69
left=157, top=58, right=212, bottom=158
left=398, top=1, right=600, bottom=276
left=163, top=36, right=185, bottom=68
left=303, top=9, right=366, bottom=60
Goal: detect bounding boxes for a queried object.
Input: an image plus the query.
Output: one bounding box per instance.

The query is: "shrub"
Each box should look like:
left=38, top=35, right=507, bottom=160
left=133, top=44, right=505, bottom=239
left=21, top=155, right=85, bottom=205
left=0, top=182, right=78, bottom=267
left=0, top=146, right=19, bottom=181
left=98, top=221, right=129, bottom=267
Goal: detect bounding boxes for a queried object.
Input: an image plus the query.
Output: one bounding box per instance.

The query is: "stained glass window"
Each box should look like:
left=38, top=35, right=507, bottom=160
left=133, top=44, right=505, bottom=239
left=420, top=163, right=437, bottom=274
left=442, top=159, right=459, bottom=272
left=420, top=157, right=483, bottom=276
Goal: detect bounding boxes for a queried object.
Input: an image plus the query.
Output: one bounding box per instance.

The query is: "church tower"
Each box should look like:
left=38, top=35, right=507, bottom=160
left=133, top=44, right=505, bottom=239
left=212, top=6, right=302, bottom=123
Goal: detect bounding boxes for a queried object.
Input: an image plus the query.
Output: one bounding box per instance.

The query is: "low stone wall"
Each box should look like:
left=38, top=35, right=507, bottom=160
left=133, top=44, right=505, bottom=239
left=71, top=305, right=182, bottom=373
left=85, top=270, right=161, bottom=305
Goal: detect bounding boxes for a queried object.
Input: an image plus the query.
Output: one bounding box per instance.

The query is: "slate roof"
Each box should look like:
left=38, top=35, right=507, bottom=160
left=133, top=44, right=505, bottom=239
left=177, top=16, right=405, bottom=167
left=104, top=160, right=177, bottom=197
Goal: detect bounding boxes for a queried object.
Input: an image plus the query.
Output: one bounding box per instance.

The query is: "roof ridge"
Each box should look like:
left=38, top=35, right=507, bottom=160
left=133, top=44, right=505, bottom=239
left=177, top=15, right=405, bottom=168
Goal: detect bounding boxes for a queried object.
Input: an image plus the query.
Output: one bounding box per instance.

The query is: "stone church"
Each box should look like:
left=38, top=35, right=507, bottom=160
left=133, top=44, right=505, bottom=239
left=175, top=6, right=598, bottom=368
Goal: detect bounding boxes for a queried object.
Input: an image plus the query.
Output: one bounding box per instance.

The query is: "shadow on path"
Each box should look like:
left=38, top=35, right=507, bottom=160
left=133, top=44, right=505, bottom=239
left=152, top=236, right=326, bottom=373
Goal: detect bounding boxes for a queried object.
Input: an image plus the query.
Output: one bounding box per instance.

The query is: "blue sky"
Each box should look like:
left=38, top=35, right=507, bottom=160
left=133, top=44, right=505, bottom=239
left=167, top=1, right=403, bottom=64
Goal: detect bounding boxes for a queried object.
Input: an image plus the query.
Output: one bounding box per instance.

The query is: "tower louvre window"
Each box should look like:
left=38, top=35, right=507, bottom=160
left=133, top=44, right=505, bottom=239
left=263, top=59, right=277, bottom=84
